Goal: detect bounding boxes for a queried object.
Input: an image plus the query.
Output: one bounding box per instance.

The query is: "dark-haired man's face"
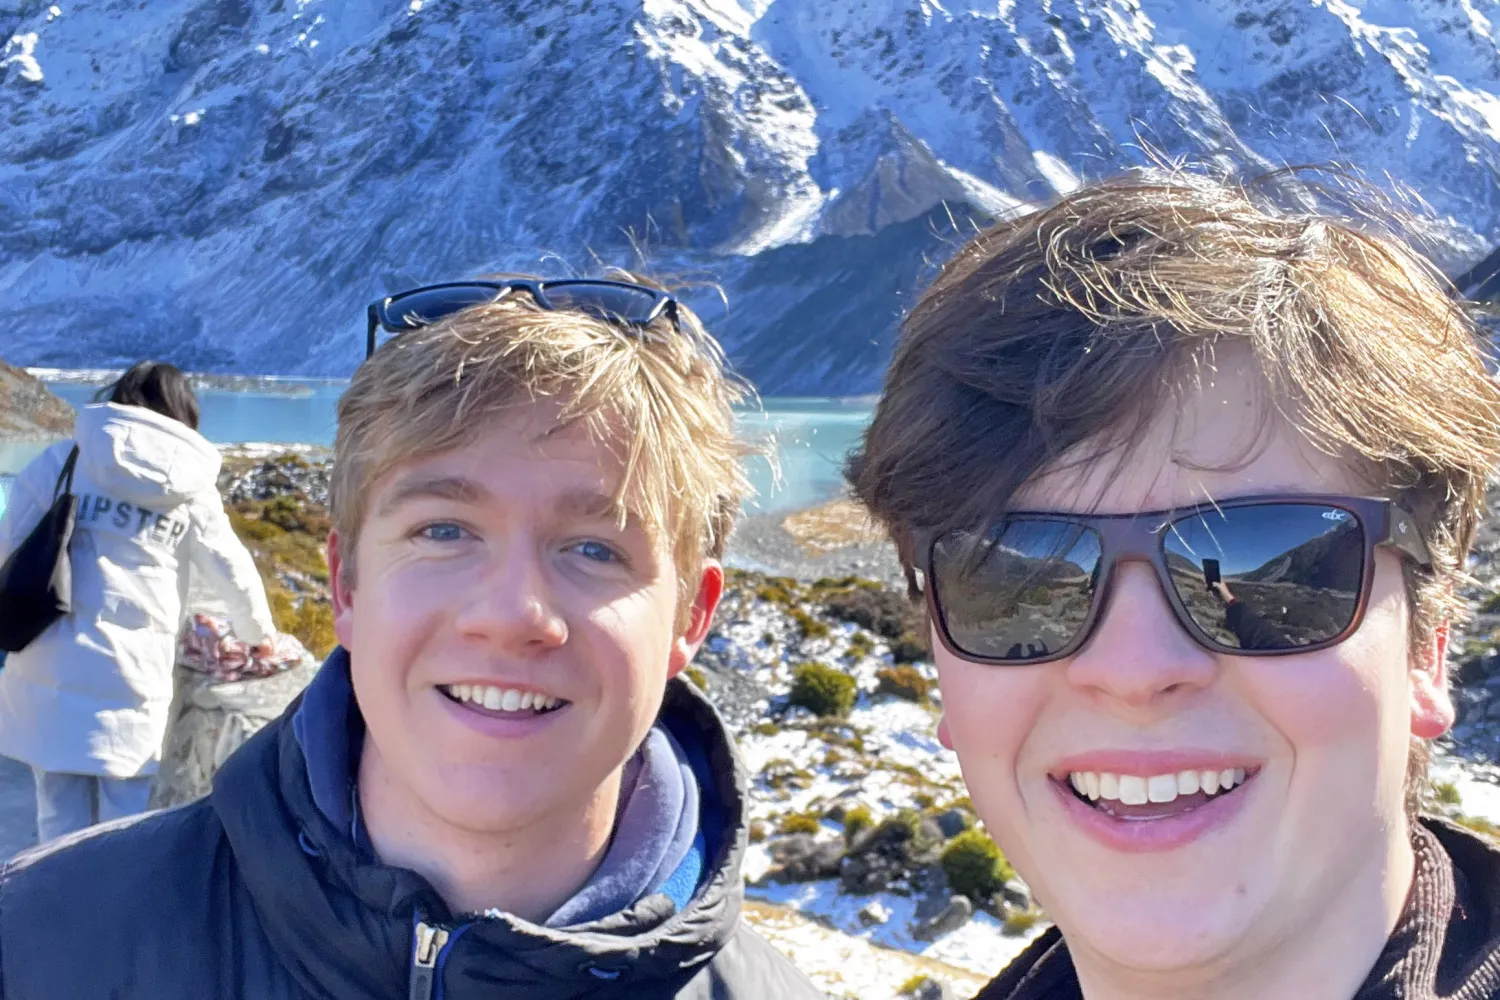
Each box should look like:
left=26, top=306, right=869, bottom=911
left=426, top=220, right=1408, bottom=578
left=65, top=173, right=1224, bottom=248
left=933, top=352, right=1452, bottom=986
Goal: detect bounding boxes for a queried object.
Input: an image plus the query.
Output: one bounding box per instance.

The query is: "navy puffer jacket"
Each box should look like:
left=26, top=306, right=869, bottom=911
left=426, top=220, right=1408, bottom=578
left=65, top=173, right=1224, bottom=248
left=0, top=678, right=823, bottom=1000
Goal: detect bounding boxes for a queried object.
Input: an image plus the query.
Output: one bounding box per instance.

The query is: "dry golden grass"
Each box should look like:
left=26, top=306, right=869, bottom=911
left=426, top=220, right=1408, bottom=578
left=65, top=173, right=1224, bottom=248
left=781, top=499, right=884, bottom=552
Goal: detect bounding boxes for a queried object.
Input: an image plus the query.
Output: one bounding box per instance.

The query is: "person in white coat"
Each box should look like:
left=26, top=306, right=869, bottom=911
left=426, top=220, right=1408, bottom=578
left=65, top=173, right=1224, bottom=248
left=0, top=361, right=276, bottom=843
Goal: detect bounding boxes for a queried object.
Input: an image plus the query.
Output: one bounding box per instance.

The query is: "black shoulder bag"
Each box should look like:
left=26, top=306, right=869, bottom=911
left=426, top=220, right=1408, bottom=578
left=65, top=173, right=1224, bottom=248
left=0, top=445, right=81, bottom=653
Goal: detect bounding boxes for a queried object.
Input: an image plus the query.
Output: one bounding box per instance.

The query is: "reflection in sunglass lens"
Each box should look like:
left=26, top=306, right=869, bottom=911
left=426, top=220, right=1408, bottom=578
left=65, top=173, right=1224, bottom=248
left=932, top=520, right=1102, bottom=662
left=540, top=282, right=662, bottom=324
left=384, top=285, right=504, bottom=330
left=1162, top=504, right=1364, bottom=651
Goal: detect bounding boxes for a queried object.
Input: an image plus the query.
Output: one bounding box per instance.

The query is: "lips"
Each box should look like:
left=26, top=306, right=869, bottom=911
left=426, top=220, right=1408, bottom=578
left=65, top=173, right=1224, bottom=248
left=1047, top=753, right=1263, bottom=850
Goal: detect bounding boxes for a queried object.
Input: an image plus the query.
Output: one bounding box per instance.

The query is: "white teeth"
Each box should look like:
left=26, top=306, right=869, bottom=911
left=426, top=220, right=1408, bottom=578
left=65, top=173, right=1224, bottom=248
left=444, top=685, right=560, bottom=713
left=1146, top=774, right=1178, bottom=803
left=1069, top=767, right=1251, bottom=804
left=1118, top=775, right=1149, bottom=806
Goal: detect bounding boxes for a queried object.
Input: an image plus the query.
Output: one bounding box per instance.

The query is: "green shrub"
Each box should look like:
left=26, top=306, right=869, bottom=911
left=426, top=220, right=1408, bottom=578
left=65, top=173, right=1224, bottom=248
left=752, top=721, right=779, bottom=737
left=888, top=631, right=930, bottom=664
left=1433, top=781, right=1462, bottom=806
left=756, top=582, right=795, bottom=605
left=876, top=664, right=932, bottom=702
left=941, top=828, right=1013, bottom=901
left=791, top=608, right=831, bottom=640
left=777, top=812, right=821, bottom=835
left=1002, top=910, right=1041, bottom=936
left=682, top=665, right=707, bottom=690
left=748, top=821, right=768, bottom=844
left=788, top=662, right=857, bottom=717
left=842, top=805, right=873, bottom=843
left=1457, top=814, right=1500, bottom=840
left=821, top=584, right=911, bottom=638
left=897, top=976, right=932, bottom=997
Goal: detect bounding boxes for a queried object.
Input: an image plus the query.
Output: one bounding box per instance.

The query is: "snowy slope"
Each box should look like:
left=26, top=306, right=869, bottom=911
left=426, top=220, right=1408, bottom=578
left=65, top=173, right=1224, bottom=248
left=2, top=0, right=1499, bottom=392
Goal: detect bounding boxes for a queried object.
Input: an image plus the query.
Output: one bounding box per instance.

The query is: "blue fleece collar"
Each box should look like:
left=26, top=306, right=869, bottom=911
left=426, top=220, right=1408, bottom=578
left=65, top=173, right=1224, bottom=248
left=291, top=650, right=707, bottom=922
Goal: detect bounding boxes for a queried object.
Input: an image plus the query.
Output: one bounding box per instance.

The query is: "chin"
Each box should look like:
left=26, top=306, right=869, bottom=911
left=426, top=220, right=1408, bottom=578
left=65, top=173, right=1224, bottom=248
left=1057, top=891, right=1252, bottom=971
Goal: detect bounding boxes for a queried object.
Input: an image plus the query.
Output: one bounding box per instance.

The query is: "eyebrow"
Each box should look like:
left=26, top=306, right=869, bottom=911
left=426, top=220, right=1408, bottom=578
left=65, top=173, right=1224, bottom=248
left=555, top=489, right=629, bottom=521
left=376, top=475, right=490, bottom=517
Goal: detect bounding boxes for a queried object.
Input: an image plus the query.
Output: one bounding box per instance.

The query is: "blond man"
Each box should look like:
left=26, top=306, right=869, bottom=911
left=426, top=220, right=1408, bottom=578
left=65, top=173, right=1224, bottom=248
left=0, top=276, right=822, bottom=1000
left=848, top=174, right=1500, bottom=999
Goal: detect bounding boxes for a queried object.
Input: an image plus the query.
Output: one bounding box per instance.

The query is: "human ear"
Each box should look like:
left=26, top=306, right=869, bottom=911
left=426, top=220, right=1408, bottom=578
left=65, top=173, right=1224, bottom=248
left=667, top=561, right=725, bottom=679
left=1410, top=620, right=1455, bottom=740
left=327, top=529, right=357, bottom=653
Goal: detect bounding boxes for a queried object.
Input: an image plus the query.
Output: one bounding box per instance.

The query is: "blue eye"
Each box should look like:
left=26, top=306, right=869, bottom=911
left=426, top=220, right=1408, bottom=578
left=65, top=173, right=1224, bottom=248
left=573, top=540, right=621, bottom=564
left=420, top=523, right=467, bottom=542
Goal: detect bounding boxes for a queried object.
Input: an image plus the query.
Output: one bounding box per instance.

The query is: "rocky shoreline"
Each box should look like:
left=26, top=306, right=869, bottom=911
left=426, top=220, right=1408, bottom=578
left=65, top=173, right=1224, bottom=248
left=0, top=360, right=73, bottom=441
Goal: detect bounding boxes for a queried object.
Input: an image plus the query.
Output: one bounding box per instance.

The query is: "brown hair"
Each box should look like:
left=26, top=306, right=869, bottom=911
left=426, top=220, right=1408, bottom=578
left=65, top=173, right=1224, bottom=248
left=847, top=169, right=1500, bottom=810
left=331, top=272, right=753, bottom=624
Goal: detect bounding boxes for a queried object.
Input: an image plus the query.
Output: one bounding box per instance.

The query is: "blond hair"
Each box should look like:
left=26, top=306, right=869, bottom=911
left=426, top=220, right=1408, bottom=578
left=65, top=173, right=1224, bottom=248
left=331, top=273, right=752, bottom=621
left=847, top=168, right=1500, bottom=810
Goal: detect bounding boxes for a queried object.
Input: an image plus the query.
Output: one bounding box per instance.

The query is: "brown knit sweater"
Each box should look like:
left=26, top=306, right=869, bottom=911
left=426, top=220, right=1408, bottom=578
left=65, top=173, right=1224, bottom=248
left=973, top=819, right=1500, bottom=1000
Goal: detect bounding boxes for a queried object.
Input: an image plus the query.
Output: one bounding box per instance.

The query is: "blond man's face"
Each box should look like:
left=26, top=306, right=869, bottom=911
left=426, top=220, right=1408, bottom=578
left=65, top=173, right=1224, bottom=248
left=932, top=351, right=1452, bottom=983
left=328, top=402, right=720, bottom=839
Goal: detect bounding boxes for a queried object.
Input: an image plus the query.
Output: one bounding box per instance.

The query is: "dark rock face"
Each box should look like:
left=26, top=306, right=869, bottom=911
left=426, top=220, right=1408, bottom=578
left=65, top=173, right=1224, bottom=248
left=839, top=813, right=944, bottom=894
left=767, top=834, right=845, bottom=883
left=0, top=359, right=73, bottom=440
left=912, top=894, right=973, bottom=942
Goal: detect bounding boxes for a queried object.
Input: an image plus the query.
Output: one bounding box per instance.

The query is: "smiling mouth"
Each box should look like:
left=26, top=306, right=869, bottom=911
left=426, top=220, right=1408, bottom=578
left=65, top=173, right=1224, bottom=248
left=439, top=683, right=569, bottom=716
left=1059, top=767, right=1258, bottom=821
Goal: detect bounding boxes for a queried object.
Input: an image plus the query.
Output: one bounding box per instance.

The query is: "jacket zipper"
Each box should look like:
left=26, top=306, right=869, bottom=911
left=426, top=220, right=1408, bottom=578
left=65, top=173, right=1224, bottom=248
left=408, top=921, right=450, bottom=1000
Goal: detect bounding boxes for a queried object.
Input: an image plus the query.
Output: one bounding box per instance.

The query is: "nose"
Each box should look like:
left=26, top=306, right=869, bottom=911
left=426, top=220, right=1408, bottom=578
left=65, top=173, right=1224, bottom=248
left=453, top=540, right=568, bottom=652
left=1064, top=561, right=1217, bottom=711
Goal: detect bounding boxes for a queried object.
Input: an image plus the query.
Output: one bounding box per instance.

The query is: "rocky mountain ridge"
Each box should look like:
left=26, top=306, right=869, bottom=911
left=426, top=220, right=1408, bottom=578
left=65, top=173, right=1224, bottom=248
left=2, top=0, right=1499, bottom=393
left=0, top=358, right=73, bottom=440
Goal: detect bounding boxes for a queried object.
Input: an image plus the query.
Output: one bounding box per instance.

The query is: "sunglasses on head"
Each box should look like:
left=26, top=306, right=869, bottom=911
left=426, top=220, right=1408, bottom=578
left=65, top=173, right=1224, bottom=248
left=365, top=279, right=681, bottom=357
left=911, top=495, right=1432, bottom=665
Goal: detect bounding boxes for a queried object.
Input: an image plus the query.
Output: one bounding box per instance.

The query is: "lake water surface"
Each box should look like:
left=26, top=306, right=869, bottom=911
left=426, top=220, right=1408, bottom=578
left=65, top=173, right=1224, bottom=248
left=1, top=375, right=875, bottom=518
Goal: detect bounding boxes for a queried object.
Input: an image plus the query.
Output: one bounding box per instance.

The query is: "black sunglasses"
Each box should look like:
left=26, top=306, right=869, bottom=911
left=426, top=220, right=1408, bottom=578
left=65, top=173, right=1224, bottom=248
left=911, top=495, right=1432, bottom=665
left=365, top=279, right=681, bottom=357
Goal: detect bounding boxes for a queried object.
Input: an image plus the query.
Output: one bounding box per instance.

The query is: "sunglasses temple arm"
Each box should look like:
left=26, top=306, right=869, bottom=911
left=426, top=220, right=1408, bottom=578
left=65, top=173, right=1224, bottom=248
left=366, top=307, right=379, bottom=359
left=1385, top=506, right=1433, bottom=568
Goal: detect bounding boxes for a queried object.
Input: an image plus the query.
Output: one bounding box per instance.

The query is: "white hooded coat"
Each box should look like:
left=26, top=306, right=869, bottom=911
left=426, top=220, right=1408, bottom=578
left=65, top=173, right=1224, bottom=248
left=0, top=403, right=275, bottom=778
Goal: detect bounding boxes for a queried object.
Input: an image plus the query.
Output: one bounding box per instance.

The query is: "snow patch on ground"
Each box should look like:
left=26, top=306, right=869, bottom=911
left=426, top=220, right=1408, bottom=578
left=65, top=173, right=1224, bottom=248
left=750, top=877, right=1044, bottom=977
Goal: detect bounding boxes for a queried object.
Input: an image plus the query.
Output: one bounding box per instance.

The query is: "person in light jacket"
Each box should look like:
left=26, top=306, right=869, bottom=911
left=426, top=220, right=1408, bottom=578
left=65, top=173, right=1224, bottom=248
left=0, top=361, right=276, bottom=843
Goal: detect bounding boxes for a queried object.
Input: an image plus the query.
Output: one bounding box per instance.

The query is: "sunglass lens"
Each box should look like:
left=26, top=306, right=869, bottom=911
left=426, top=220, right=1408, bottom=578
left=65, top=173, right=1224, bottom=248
left=382, top=285, right=503, bottom=331
left=539, top=282, right=663, bottom=325
left=1162, top=504, right=1364, bottom=651
left=931, top=520, right=1102, bottom=662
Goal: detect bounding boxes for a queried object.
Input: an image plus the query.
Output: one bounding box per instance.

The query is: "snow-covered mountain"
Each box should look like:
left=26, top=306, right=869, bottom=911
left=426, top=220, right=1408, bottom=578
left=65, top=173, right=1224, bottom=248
left=3, top=0, right=1500, bottom=394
